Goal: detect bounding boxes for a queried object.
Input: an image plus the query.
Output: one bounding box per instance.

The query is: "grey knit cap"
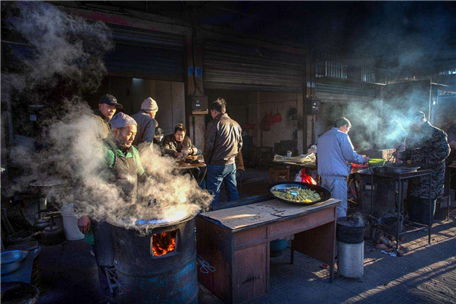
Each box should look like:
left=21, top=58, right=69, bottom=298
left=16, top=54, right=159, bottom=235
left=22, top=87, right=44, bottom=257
left=141, top=97, right=159, bottom=112
left=110, top=112, right=137, bottom=129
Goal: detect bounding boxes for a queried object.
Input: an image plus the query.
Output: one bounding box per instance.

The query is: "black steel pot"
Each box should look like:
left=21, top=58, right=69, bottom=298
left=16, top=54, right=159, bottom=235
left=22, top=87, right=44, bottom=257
left=1, top=282, right=39, bottom=304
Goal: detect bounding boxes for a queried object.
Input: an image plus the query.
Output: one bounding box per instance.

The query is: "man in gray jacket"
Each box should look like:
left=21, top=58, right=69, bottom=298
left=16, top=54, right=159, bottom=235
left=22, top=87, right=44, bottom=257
left=317, top=117, right=368, bottom=217
left=204, top=98, right=243, bottom=209
left=132, top=97, right=158, bottom=147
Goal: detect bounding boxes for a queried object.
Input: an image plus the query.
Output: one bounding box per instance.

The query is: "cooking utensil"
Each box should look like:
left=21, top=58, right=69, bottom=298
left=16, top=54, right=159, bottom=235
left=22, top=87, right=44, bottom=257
left=368, top=159, right=386, bottom=167
left=134, top=211, right=195, bottom=228
left=373, top=165, right=420, bottom=175
left=270, top=182, right=331, bottom=206
left=1, top=250, right=28, bottom=275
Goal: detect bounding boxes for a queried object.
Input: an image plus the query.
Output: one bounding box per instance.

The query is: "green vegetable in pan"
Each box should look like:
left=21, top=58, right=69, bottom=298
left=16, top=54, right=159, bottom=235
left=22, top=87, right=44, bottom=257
left=272, top=187, right=321, bottom=203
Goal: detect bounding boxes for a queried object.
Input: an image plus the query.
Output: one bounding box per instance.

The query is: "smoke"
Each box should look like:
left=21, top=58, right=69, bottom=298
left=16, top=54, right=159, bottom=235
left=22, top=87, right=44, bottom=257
left=345, top=89, right=430, bottom=151
left=2, top=1, right=113, bottom=104
left=348, top=2, right=456, bottom=79
left=4, top=1, right=212, bottom=234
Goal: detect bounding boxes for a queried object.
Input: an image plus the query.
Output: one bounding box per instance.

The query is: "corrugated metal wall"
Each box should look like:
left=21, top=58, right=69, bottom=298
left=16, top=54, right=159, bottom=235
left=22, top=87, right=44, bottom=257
left=316, top=79, right=380, bottom=97
left=203, top=40, right=305, bottom=92
left=105, top=25, right=185, bottom=81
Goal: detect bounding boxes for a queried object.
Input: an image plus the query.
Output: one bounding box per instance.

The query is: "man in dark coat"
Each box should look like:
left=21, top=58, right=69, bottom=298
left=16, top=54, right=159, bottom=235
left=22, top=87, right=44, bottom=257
left=399, top=111, right=450, bottom=223
left=204, top=98, right=243, bottom=209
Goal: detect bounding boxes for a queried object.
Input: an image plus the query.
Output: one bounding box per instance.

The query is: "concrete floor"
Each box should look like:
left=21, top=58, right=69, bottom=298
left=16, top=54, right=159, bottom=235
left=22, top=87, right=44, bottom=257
left=33, top=169, right=456, bottom=304
left=34, top=218, right=456, bottom=304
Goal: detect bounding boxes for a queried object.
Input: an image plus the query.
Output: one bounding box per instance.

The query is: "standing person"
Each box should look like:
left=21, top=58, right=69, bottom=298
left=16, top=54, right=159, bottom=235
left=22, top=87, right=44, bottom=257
left=93, top=93, right=123, bottom=140
left=80, top=93, right=123, bottom=238
left=132, top=97, right=159, bottom=148
left=446, top=122, right=456, bottom=164
left=446, top=122, right=456, bottom=216
left=204, top=98, right=243, bottom=209
left=162, top=123, right=199, bottom=158
left=317, top=117, right=368, bottom=217
left=154, top=127, right=165, bottom=146
left=399, top=111, right=450, bottom=224
left=78, top=112, right=144, bottom=300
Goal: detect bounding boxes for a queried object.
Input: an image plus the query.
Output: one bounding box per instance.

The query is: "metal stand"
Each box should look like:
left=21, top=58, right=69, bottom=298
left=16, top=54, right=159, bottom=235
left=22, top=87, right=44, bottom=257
left=369, top=170, right=433, bottom=251
left=104, top=266, right=120, bottom=296
left=447, top=163, right=456, bottom=220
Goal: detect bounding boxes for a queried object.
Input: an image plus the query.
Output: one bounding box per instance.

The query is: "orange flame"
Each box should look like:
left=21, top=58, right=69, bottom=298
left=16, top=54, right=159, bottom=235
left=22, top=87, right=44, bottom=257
left=151, top=230, right=177, bottom=256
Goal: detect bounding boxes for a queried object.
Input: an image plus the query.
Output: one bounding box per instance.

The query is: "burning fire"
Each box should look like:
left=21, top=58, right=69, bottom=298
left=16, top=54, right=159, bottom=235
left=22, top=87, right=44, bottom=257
left=151, top=230, right=177, bottom=256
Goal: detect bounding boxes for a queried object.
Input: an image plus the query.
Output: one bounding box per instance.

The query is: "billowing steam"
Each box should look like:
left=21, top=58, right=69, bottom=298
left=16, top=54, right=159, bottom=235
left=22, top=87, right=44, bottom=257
left=2, top=1, right=112, bottom=101
left=4, top=1, right=212, bottom=234
left=46, top=101, right=211, bottom=232
left=12, top=101, right=212, bottom=233
left=344, top=91, right=431, bottom=152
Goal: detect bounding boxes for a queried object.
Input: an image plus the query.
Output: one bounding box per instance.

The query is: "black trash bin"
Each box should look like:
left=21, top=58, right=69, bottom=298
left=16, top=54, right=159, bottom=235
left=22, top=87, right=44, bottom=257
left=407, top=197, right=436, bottom=225
left=336, top=216, right=365, bottom=244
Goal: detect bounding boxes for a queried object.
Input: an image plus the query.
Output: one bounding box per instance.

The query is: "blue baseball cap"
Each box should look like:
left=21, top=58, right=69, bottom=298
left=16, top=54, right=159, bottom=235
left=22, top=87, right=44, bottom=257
left=99, top=94, right=123, bottom=109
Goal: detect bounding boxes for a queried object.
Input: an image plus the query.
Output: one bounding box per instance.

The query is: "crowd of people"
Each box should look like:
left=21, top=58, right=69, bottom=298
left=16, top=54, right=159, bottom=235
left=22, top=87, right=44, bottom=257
left=37, top=85, right=452, bottom=304
left=78, top=92, right=452, bottom=301
left=78, top=93, right=244, bottom=300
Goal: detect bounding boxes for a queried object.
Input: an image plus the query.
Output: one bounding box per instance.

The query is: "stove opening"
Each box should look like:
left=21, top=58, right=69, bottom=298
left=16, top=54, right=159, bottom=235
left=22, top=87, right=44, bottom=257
left=150, top=230, right=177, bottom=257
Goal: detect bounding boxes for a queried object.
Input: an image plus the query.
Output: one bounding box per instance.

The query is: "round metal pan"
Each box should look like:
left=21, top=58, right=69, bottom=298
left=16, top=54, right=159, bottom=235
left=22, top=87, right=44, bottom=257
left=373, top=165, right=420, bottom=175
left=134, top=212, right=195, bottom=228
left=269, top=182, right=331, bottom=206
left=1, top=250, right=28, bottom=275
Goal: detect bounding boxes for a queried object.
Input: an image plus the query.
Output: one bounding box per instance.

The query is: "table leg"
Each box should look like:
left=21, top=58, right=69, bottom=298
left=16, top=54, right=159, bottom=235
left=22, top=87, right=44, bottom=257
left=448, top=167, right=452, bottom=220
left=290, top=241, right=294, bottom=264
left=330, top=262, right=334, bottom=282
left=396, top=179, right=401, bottom=251
left=428, top=174, right=432, bottom=245
left=370, top=174, right=374, bottom=216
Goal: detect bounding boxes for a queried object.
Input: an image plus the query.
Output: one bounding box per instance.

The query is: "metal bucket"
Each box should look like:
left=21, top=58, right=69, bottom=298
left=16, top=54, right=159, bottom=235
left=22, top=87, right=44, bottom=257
left=111, top=216, right=198, bottom=304
left=337, top=241, right=364, bottom=279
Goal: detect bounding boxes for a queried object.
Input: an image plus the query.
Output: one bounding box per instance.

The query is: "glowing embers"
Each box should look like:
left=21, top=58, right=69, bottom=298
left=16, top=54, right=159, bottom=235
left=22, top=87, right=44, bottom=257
left=150, top=230, right=177, bottom=257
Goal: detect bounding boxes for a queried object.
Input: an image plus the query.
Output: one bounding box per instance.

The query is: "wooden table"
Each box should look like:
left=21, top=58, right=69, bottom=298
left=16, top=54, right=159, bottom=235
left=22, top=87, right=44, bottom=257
left=196, top=198, right=339, bottom=304
left=173, top=160, right=207, bottom=185
left=174, top=160, right=206, bottom=170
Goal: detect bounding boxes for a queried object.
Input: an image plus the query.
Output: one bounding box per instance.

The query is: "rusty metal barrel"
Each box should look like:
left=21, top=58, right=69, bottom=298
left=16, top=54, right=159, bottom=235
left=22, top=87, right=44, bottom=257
left=111, top=216, right=198, bottom=304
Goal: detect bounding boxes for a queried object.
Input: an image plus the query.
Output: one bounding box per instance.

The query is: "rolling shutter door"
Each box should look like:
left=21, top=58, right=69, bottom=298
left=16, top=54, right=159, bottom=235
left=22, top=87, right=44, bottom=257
left=105, top=24, right=185, bottom=81
left=203, top=40, right=305, bottom=92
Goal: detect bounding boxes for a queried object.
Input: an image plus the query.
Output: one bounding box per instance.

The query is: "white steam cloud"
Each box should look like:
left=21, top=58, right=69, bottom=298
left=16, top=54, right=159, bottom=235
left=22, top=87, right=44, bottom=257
left=4, top=1, right=212, bottom=234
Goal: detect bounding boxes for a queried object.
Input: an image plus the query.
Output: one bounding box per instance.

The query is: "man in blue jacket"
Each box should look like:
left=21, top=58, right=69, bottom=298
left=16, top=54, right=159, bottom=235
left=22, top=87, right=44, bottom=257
left=317, top=117, right=368, bottom=217
left=132, top=97, right=158, bottom=148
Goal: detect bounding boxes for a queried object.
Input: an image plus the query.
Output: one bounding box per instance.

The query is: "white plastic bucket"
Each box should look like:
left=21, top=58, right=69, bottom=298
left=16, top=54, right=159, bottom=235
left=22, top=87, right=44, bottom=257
left=61, top=204, right=84, bottom=241
left=337, top=241, right=364, bottom=278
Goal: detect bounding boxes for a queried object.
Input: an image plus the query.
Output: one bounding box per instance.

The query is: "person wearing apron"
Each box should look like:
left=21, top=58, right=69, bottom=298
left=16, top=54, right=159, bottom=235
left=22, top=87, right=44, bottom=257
left=79, top=112, right=144, bottom=300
